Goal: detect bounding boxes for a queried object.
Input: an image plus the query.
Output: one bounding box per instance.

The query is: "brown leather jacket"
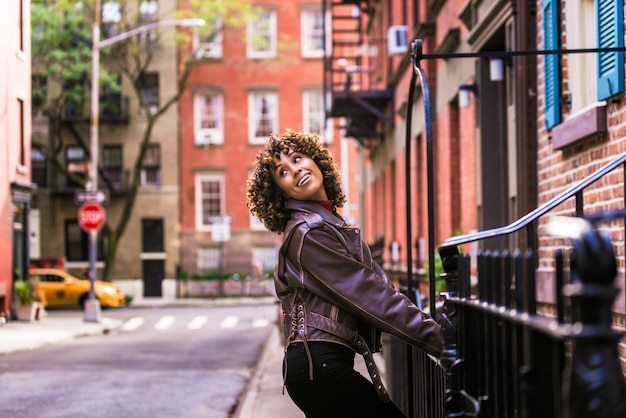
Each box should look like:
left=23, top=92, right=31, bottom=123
left=275, top=200, right=443, bottom=399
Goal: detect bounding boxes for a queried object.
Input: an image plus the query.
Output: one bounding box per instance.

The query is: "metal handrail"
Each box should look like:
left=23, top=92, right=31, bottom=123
left=441, top=152, right=626, bottom=248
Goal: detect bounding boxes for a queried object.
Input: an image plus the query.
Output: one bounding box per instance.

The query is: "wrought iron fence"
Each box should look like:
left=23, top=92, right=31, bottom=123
left=384, top=39, right=626, bottom=418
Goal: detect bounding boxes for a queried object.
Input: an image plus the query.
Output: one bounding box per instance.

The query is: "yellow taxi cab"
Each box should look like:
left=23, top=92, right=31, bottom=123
left=29, top=268, right=126, bottom=308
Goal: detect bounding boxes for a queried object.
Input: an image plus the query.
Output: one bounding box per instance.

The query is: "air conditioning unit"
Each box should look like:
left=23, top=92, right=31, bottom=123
left=388, top=25, right=408, bottom=55
left=196, top=129, right=223, bottom=145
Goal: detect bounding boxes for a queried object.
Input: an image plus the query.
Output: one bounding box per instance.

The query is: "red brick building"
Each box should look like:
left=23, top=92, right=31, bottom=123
left=535, top=0, right=625, bottom=320
left=0, top=0, right=32, bottom=318
left=178, top=0, right=361, bottom=277
left=324, top=0, right=624, bottom=359
left=325, top=1, right=579, bottom=297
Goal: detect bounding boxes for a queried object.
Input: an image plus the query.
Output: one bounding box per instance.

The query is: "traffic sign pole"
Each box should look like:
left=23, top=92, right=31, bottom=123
left=77, top=203, right=105, bottom=323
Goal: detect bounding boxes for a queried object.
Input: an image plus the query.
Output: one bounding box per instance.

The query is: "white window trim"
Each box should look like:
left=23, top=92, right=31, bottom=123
left=303, top=89, right=333, bottom=143
left=194, top=92, right=224, bottom=145
left=195, top=17, right=223, bottom=59
left=301, top=8, right=325, bottom=58
left=565, top=0, right=597, bottom=114
left=195, top=173, right=225, bottom=231
left=140, top=144, right=161, bottom=187
left=248, top=91, right=278, bottom=144
left=247, top=9, right=277, bottom=58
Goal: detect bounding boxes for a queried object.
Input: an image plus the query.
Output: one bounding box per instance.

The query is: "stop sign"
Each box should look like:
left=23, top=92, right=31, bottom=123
left=78, top=203, right=106, bottom=232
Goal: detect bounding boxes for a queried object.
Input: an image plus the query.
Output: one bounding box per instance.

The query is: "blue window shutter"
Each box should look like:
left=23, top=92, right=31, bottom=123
left=543, top=0, right=560, bottom=130
left=596, top=0, right=625, bottom=100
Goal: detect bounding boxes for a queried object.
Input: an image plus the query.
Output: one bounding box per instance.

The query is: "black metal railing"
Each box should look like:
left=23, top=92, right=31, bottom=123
left=385, top=39, right=626, bottom=418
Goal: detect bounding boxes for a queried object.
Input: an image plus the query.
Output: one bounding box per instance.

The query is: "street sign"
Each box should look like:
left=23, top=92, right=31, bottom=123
left=208, top=215, right=232, bottom=224
left=211, top=222, right=231, bottom=242
left=209, top=215, right=232, bottom=242
left=78, top=203, right=106, bottom=232
left=75, top=189, right=110, bottom=204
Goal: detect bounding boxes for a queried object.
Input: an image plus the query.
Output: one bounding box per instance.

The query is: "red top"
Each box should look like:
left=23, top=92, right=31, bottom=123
left=316, top=200, right=333, bottom=213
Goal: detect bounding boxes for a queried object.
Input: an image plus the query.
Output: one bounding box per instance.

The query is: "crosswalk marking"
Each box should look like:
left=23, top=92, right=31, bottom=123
left=154, top=315, right=176, bottom=330
left=252, top=318, right=269, bottom=328
left=120, top=314, right=269, bottom=331
left=121, top=317, right=145, bottom=331
left=220, top=316, right=239, bottom=328
left=187, top=316, right=208, bottom=329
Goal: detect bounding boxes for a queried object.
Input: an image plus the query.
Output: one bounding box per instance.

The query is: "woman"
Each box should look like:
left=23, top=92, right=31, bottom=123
left=246, top=129, right=443, bottom=418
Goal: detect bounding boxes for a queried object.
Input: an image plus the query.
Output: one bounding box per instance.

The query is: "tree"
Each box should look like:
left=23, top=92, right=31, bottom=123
left=31, top=0, right=254, bottom=280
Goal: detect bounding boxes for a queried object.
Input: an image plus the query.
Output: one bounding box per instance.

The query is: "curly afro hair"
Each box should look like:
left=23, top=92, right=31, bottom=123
left=246, top=129, right=346, bottom=233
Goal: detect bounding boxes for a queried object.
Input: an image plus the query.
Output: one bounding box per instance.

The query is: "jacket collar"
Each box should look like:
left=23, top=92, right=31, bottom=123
left=285, top=199, right=347, bottom=228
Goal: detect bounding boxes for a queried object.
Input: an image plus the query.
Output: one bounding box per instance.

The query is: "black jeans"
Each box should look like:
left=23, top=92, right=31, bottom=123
left=283, top=341, right=407, bottom=418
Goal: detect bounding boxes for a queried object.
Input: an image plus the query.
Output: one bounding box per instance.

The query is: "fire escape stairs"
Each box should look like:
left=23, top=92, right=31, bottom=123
left=324, top=0, right=393, bottom=148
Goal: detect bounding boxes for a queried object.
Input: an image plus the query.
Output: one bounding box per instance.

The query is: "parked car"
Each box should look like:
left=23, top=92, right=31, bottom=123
left=28, top=268, right=126, bottom=308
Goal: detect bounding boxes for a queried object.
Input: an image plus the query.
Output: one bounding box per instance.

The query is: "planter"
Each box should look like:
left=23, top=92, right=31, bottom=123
left=16, top=302, right=45, bottom=322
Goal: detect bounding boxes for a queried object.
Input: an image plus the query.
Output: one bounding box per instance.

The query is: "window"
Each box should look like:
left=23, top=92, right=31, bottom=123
left=139, top=0, right=158, bottom=23
left=303, top=89, right=332, bottom=142
left=142, top=218, right=164, bottom=253
left=195, top=174, right=224, bottom=230
left=194, top=92, right=224, bottom=145
left=139, top=73, right=159, bottom=116
left=197, top=248, right=221, bottom=271
left=543, top=0, right=624, bottom=129
left=247, top=8, right=277, bottom=58
left=141, top=144, right=161, bottom=186
left=301, top=8, right=325, bottom=58
left=100, top=73, right=122, bottom=118
left=18, top=99, right=25, bottom=167
left=102, top=1, right=122, bottom=38
left=63, top=77, right=85, bottom=118
left=19, top=0, right=24, bottom=51
left=65, top=220, right=104, bottom=262
left=196, top=17, right=223, bottom=59
left=32, top=148, right=47, bottom=187
left=139, top=0, right=158, bottom=41
left=103, top=145, right=123, bottom=188
left=248, top=91, right=278, bottom=144
left=66, top=146, right=88, bottom=187
left=252, top=247, right=278, bottom=272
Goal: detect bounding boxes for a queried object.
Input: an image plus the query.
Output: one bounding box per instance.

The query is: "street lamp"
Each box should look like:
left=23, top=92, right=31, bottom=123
left=84, top=2, right=204, bottom=322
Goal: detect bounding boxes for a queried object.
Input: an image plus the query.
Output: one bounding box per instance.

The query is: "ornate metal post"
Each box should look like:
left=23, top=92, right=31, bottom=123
left=439, top=245, right=480, bottom=417
left=559, top=217, right=626, bottom=418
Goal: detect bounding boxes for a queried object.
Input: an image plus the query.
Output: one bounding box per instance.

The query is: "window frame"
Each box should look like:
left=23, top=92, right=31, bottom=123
left=248, top=91, right=278, bottom=144
left=301, top=7, right=325, bottom=58
left=65, top=220, right=104, bottom=262
left=139, top=72, right=159, bottom=116
left=194, top=91, right=224, bottom=145
left=66, top=145, right=88, bottom=187
left=196, top=17, right=223, bottom=59
left=247, top=8, right=277, bottom=59
left=302, top=89, right=332, bottom=143
left=103, top=144, right=124, bottom=188
left=195, top=173, right=225, bottom=231
left=141, top=143, right=161, bottom=186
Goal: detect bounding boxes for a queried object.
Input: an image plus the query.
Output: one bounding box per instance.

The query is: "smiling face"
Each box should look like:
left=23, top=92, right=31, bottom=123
left=272, top=149, right=328, bottom=201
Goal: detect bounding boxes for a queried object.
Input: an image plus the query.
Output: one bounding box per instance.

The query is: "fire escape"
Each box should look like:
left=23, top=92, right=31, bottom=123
left=323, top=0, right=393, bottom=148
